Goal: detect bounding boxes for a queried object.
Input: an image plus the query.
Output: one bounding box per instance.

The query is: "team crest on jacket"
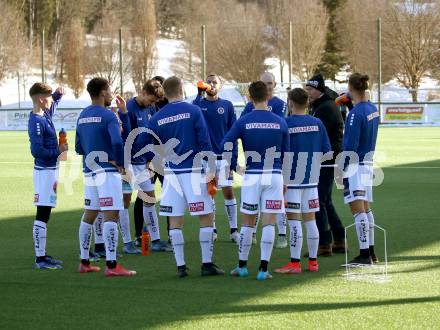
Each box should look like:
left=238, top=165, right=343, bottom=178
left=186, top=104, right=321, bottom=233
left=217, top=107, right=225, bottom=114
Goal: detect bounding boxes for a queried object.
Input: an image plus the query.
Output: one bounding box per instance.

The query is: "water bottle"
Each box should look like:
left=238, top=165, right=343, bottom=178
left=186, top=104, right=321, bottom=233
left=59, top=128, right=67, bottom=161
left=141, top=226, right=151, bottom=256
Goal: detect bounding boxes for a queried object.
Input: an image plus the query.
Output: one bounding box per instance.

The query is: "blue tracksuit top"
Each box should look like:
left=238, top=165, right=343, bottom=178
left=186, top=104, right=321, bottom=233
left=222, top=109, right=289, bottom=174
left=192, top=95, right=238, bottom=168
left=240, top=96, right=287, bottom=118
left=343, top=101, right=379, bottom=164
left=28, top=91, right=63, bottom=169
left=285, top=114, right=331, bottom=188
left=146, top=100, right=213, bottom=172
left=75, top=105, right=124, bottom=173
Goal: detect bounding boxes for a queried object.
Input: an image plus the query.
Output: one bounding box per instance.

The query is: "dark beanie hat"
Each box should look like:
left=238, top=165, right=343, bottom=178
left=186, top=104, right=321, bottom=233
left=306, top=74, right=325, bottom=93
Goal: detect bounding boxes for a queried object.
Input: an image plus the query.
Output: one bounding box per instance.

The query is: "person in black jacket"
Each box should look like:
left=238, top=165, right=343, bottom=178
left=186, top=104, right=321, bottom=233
left=305, top=74, right=346, bottom=256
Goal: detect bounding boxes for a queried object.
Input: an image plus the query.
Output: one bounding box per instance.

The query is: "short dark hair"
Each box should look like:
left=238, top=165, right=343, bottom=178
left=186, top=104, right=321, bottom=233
left=206, top=73, right=221, bottom=82
left=288, top=88, right=309, bottom=107
left=349, top=73, right=369, bottom=92
left=29, top=82, right=52, bottom=97
left=87, top=77, right=110, bottom=98
left=142, top=79, right=165, bottom=99
left=163, top=76, right=182, bottom=98
left=152, top=75, right=165, bottom=84
left=248, top=81, right=268, bottom=103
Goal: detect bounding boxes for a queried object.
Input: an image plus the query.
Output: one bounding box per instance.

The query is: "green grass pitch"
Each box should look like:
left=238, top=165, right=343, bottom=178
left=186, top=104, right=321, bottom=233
left=0, top=127, right=439, bottom=329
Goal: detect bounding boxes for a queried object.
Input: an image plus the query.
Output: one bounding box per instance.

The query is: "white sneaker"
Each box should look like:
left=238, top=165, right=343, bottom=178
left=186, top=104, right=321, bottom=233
left=213, top=232, right=218, bottom=242
left=275, top=235, right=288, bottom=249
left=230, top=231, right=239, bottom=244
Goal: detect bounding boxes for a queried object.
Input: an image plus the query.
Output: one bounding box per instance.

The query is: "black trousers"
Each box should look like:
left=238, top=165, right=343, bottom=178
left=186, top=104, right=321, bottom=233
left=316, top=167, right=345, bottom=245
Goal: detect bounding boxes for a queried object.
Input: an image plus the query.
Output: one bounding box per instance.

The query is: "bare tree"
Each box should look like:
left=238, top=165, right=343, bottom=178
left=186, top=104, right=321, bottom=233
left=52, top=0, right=97, bottom=81
left=170, top=1, right=208, bottom=81
left=338, top=0, right=397, bottom=84
left=129, top=0, right=157, bottom=93
left=0, top=2, right=26, bottom=82
left=86, top=7, right=132, bottom=94
left=264, top=0, right=329, bottom=82
left=63, top=18, right=85, bottom=98
left=338, top=0, right=440, bottom=101
left=206, top=1, right=270, bottom=82
left=385, top=0, right=440, bottom=101
left=289, top=0, right=329, bottom=81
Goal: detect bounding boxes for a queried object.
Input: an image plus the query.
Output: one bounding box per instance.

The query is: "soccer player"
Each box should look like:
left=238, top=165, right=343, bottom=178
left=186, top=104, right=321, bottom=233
left=147, top=76, right=225, bottom=278
left=240, top=72, right=287, bottom=118
left=28, top=83, right=67, bottom=269
left=274, top=88, right=331, bottom=274
left=240, top=72, right=288, bottom=248
left=343, top=73, right=379, bottom=265
left=126, top=80, right=172, bottom=252
left=76, top=77, right=135, bottom=276
left=193, top=73, right=239, bottom=243
left=223, top=81, right=289, bottom=281
left=91, top=105, right=139, bottom=257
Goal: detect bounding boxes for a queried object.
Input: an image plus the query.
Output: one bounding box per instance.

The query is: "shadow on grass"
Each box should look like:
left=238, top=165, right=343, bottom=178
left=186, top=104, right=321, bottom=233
left=0, top=159, right=439, bottom=328
left=217, top=295, right=440, bottom=314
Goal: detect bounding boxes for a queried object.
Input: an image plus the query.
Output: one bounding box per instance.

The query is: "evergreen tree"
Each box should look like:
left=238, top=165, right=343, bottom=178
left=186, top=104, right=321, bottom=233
left=316, top=0, right=345, bottom=81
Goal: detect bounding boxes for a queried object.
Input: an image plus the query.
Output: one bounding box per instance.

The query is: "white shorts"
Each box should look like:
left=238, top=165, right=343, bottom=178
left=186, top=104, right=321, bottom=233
left=159, top=171, right=213, bottom=216
left=285, top=187, right=319, bottom=213
left=84, top=171, right=124, bottom=211
left=131, top=164, right=154, bottom=192
left=240, top=172, right=285, bottom=214
left=343, top=164, right=373, bottom=204
left=33, top=168, right=58, bottom=207
left=216, top=159, right=233, bottom=188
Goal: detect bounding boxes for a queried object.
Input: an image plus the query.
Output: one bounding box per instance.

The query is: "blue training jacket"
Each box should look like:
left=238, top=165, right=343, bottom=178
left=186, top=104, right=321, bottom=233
left=343, top=101, right=379, bottom=164
left=75, top=105, right=124, bottom=173
left=222, top=109, right=289, bottom=174
left=192, top=95, right=238, bottom=169
left=240, top=96, right=287, bottom=118
left=28, top=91, right=63, bottom=169
left=146, top=100, right=213, bottom=172
left=285, top=114, right=331, bottom=188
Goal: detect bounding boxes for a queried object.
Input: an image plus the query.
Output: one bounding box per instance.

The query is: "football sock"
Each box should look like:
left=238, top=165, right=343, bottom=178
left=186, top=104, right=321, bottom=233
left=239, top=226, right=253, bottom=263
left=94, top=212, right=104, bottom=244
left=79, top=221, right=93, bottom=261
left=199, top=227, right=214, bottom=264
left=103, top=221, right=118, bottom=262
left=354, top=212, right=370, bottom=256
left=143, top=205, right=160, bottom=241
left=260, top=224, right=275, bottom=264
left=305, top=220, right=319, bottom=259
left=119, top=208, right=132, bottom=244
left=288, top=220, right=303, bottom=261
left=224, top=198, right=238, bottom=231
left=276, top=213, right=287, bottom=236
left=33, top=220, right=47, bottom=258
left=367, top=209, right=375, bottom=249
left=169, top=229, right=185, bottom=267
